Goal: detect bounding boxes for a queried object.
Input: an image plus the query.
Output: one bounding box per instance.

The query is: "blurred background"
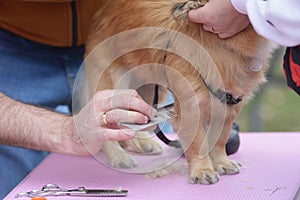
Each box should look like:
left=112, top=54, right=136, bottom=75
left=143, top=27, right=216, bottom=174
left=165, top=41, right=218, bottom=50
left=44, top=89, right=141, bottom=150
left=236, top=47, right=300, bottom=132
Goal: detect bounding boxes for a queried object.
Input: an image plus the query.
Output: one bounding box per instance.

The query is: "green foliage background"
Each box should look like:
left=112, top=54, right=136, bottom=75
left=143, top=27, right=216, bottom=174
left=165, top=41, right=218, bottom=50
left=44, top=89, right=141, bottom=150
left=236, top=47, right=300, bottom=132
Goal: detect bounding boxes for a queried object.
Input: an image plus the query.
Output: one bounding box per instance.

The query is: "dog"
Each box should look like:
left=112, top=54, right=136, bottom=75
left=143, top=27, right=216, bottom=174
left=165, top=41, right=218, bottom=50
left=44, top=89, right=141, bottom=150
left=83, top=0, right=275, bottom=184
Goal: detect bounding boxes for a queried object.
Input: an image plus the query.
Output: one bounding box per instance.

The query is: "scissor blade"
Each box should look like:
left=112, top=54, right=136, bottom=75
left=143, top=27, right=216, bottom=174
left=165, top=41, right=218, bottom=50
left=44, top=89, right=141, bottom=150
left=120, top=115, right=167, bottom=131
left=84, top=189, right=128, bottom=197
left=120, top=103, right=175, bottom=131
left=66, top=189, right=128, bottom=197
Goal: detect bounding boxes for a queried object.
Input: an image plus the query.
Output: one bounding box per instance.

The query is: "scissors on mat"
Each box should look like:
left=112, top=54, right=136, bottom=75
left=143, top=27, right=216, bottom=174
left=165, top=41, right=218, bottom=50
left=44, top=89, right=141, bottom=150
left=15, top=183, right=128, bottom=198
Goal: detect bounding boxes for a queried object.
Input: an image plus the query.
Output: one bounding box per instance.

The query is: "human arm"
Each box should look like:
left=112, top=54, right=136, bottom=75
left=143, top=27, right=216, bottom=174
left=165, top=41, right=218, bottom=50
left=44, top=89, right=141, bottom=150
left=0, top=89, right=156, bottom=156
left=189, top=0, right=300, bottom=46
left=0, top=92, right=75, bottom=154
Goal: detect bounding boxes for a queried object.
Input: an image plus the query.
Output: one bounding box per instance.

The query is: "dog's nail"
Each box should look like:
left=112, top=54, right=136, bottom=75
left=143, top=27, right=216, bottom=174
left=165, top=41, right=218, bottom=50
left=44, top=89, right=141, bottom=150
left=188, top=177, right=197, bottom=184
left=219, top=167, right=226, bottom=175
left=205, top=175, right=213, bottom=184
left=213, top=174, right=220, bottom=183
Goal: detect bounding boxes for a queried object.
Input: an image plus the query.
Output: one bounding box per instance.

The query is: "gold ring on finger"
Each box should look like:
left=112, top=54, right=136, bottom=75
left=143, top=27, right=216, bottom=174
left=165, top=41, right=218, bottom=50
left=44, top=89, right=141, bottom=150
left=102, top=112, right=109, bottom=125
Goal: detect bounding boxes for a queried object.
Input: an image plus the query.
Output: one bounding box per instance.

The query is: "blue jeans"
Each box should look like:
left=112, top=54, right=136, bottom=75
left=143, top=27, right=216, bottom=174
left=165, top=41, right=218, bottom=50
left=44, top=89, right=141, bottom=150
left=0, top=29, right=84, bottom=199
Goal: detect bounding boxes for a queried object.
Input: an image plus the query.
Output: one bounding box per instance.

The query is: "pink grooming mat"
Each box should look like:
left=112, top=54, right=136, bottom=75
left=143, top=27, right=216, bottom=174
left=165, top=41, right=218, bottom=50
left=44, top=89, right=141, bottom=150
left=5, top=133, right=300, bottom=200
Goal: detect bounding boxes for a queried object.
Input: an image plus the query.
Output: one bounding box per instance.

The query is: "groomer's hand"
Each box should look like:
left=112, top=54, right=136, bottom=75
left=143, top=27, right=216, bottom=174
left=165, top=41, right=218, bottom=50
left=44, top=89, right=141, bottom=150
left=72, top=89, right=157, bottom=156
left=188, top=0, right=250, bottom=38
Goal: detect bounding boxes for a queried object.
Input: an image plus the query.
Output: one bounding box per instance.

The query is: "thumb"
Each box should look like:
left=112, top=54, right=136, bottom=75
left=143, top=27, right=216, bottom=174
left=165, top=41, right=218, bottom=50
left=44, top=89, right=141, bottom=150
left=188, top=8, right=205, bottom=23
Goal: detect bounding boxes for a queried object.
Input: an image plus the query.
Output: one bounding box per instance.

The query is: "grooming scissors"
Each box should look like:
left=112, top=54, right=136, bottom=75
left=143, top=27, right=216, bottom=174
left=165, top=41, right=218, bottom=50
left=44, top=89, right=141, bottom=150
left=15, top=183, right=128, bottom=198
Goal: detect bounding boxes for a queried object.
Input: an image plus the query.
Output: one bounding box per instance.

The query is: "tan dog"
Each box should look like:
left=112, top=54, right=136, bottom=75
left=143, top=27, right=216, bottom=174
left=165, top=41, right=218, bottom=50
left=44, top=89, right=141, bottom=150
left=83, top=0, right=275, bottom=184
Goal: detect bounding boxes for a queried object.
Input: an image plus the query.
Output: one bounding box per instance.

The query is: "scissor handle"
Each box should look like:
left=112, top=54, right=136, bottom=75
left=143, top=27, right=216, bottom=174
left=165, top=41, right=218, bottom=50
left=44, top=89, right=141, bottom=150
left=15, top=184, right=65, bottom=198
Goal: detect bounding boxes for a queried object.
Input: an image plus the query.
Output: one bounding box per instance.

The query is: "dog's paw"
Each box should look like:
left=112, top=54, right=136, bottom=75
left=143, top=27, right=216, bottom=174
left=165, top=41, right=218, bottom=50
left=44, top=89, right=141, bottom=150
left=103, top=141, right=138, bottom=169
left=213, top=159, right=241, bottom=175
left=139, top=139, right=163, bottom=154
left=109, top=151, right=137, bottom=169
left=187, top=158, right=220, bottom=184
left=188, top=168, right=220, bottom=185
left=123, top=132, right=163, bottom=154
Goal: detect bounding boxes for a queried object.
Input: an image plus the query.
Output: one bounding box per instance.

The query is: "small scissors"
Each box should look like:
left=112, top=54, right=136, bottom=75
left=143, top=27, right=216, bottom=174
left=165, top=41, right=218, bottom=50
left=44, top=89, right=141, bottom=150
left=15, top=183, right=128, bottom=198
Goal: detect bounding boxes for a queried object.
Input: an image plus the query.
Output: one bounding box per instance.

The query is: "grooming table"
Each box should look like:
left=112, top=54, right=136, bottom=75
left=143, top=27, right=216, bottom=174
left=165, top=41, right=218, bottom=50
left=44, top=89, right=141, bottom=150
left=5, top=133, right=300, bottom=200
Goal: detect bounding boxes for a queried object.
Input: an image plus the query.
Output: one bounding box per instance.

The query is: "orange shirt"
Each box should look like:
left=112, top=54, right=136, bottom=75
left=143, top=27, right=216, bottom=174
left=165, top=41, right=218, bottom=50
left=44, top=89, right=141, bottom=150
left=0, top=0, right=106, bottom=47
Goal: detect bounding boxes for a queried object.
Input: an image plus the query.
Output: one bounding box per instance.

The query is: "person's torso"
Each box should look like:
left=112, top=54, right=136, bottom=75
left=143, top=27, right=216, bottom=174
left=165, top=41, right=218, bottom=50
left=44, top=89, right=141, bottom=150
left=0, top=0, right=106, bottom=47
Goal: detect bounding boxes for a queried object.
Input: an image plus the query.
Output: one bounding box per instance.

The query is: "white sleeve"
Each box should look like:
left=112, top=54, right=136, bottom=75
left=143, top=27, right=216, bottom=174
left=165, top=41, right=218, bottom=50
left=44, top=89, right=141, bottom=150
left=231, top=0, right=300, bottom=47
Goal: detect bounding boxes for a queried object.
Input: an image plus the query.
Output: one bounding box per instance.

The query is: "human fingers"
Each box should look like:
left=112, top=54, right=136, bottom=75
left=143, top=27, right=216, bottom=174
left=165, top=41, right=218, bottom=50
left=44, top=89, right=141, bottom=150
left=188, top=7, right=206, bottom=24
left=218, top=32, right=234, bottom=39
left=103, top=128, right=136, bottom=141
left=95, top=89, right=157, bottom=119
left=203, top=24, right=219, bottom=33
left=125, top=94, right=157, bottom=119
left=101, top=109, right=157, bottom=131
left=218, top=18, right=250, bottom=39
left=101, top=109, right=149, bottom=126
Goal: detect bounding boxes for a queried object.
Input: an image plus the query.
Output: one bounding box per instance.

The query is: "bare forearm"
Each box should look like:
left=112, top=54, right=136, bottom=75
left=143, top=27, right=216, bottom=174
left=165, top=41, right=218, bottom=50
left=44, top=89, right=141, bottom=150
left=0, top=89, right=157, bottom=157
left=0, top=92, right=80, bottom=155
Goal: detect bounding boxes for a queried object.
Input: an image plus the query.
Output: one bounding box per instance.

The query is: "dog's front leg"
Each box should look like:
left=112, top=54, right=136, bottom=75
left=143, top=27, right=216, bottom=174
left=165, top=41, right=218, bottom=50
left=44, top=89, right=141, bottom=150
left=184, top=119, right=220, bottom=184
left=102, top=141, right=137, bottom=168
left=209, top=106, right=242, bottom=175
left=173, top=99, right=220, bottom=184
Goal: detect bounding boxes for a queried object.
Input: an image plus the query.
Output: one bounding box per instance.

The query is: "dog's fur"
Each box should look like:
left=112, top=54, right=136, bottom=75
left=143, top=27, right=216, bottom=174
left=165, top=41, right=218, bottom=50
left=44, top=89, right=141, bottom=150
left=83, top=0, right=275, bottom=184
